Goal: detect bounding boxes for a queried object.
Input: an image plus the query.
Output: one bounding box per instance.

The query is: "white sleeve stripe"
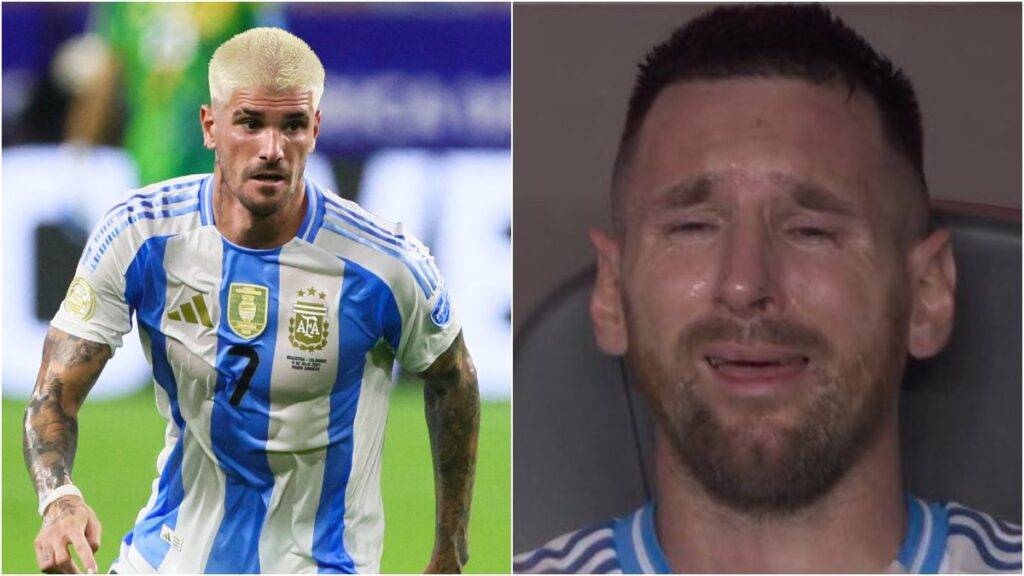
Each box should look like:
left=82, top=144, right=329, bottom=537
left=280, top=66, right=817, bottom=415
left=948, top=504, right=1022, bottom=542
left=948, top=516, right=1023, bottom=561
left=523, top=533, right=615, bottom=573
left=909, top=497, right=932, bottom=573
left=631, top=508, right=655, bottom=573
left=321, top=216, right=434, bottom=296
left=576, top=548, right=619, bottom=574
left=513, top=527, right=614, bottom=570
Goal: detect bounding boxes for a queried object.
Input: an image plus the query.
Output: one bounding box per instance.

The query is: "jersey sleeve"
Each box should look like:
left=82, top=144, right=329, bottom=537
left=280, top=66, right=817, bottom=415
left=388, top=235, right=462, bottom=374
left=50, top=216, right=134, bottom=351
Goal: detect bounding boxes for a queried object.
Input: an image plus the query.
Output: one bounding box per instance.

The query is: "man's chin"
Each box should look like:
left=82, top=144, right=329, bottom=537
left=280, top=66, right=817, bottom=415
left=663, top=398, right=864, bottom=516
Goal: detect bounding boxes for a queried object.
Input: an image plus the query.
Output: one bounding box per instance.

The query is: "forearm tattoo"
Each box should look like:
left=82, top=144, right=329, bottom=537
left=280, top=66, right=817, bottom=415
left=23, top=329, right=110, bottom=501
left=423, top=332, right=481, bottom=564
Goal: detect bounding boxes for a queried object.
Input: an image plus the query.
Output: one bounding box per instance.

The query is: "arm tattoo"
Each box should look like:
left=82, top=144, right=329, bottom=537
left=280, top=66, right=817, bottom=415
left=42, top=499, right=78, bottom=528
left=422, top=332, right=481, bottom=565
left=23, top=328, right=111, bottom=501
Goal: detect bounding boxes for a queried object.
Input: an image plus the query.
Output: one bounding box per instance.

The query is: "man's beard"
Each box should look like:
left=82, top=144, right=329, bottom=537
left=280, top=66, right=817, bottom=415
left=626, top=310, right=904, bottom=517
left=218, top=158, right=297, bottom=218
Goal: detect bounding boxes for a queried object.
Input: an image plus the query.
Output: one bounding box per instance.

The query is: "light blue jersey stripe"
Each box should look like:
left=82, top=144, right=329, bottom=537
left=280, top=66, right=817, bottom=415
left=899, top=494, right=925, bottom=569
left=84, top=202, right=200, bottom=271
left=613, top=508, right=643, bottom=573
left=312, top=259, right=402, bottom=573
left=322, top=196, right=440, bottom=290
left=91, top=177, right=205, bottom=238
left=321, top=216, right=433, bottom=296
left=920, top=502, right=948, bottom=573
left=297, top=180, right=317, bottom=240
left=205, top=243, right=281, bottom=573
left=306, top=182, right=329, bottom=243
left=198, top=176, right=214, bottom=226
left=122, top=237, right=188, bottom=570
left=83, top=177, right=205, bottom=266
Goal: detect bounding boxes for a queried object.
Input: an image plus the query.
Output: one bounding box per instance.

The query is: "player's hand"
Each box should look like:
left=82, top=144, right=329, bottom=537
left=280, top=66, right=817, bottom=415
left=34, top=495, right=102, bottom=574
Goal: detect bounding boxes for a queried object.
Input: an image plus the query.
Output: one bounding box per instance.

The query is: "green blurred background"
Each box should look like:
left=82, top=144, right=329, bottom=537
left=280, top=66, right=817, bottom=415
left=3, top=383, right=511, bottom=573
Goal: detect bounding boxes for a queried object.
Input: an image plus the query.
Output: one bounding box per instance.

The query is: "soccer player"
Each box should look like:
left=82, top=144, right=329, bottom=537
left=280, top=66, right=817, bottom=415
left=514, top=5, right=1021, bottom=573
left=25, top=27, right=479, bottom=574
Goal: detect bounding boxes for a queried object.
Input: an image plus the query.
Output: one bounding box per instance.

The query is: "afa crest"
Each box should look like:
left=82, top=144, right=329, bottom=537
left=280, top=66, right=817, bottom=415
left=289, top=287, right=330, bottom=352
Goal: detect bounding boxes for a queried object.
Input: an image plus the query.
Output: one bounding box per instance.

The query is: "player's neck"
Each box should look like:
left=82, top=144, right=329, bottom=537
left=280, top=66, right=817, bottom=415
left=212, top=169, right=308, bottom=249
left=653, top=416, right=906, bottom=573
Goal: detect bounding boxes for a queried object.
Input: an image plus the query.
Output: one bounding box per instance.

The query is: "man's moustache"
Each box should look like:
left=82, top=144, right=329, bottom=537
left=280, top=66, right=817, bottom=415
left=682, top=316, right=830, bottom=356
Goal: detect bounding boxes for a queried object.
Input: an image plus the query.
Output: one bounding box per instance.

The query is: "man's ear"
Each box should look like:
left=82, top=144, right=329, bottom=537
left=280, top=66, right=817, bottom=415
left=311, top=109, right=321, bottom=153
left=589, top=229, right=628, bottom=356
left=200, top=104, right=216, bottom=149
left=907, top=229, right=956, bottom=359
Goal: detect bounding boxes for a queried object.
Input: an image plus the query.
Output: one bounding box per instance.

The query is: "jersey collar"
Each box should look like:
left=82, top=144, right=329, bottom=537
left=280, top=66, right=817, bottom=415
left=614, top=494, right=948, bottom=573
left=199, top=174, right=324, bottom=244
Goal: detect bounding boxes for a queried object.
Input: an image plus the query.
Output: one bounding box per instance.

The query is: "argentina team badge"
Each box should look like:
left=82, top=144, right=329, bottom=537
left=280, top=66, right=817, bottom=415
left=227, top=283, right=269, bottom=339
left=288, top=286, right=330, bottom=352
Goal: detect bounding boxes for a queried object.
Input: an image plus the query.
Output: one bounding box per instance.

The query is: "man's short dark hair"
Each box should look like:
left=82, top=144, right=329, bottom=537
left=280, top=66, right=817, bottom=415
left=612, top=4, right=928, bottom=236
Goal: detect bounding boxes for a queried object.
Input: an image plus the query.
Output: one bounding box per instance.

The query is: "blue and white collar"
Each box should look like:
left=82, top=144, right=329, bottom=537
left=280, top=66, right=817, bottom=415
left=613, top=494, right=948, bottom=573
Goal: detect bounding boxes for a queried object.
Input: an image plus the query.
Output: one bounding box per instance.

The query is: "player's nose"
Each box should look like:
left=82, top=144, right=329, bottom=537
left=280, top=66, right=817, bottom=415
left=713, top=218, right=780, bottom=317
left=258, top=129, right=285, bottom=163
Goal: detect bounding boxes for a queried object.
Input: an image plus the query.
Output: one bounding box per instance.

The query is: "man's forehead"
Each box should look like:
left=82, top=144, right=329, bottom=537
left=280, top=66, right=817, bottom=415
left=627, top=78, right=892, bottom=209
left=222, top=86, right=316, bottom=112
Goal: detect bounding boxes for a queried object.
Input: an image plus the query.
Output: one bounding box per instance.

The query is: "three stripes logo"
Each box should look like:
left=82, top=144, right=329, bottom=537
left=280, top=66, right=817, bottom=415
left=168, top=294, right=214, bottom=328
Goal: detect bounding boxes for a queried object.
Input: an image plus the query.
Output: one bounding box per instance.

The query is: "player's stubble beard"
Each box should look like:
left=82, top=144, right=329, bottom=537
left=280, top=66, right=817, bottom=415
left=216, top=156, right=303, bottom=219
left=623, top=292, right=908, bottom=517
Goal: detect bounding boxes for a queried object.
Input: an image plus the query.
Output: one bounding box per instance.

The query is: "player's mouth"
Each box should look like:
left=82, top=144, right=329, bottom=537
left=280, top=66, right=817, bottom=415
left=251, top=172, right=287, bottom=184
left=701, top=343, right=810, bottom=394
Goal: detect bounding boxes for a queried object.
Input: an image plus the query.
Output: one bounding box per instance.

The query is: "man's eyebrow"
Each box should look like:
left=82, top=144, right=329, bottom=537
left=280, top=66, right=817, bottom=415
left=233, top=108, right=263, bottom=118
left=654, top=175, right=715, bottom=209
left=788, top=181, right=859, bottom=217
left=232, top=109, right=310, bottom=119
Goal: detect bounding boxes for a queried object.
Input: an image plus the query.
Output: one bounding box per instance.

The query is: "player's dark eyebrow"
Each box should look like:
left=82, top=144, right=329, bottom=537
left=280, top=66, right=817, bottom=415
left=653, top=175, right=715, bottom=209
left=233, top=109, right=310, bottom=122
left=788, top=181, right=859, bottom=217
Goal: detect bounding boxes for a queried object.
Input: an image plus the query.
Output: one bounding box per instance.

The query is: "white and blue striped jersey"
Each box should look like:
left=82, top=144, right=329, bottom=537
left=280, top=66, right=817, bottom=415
left=51, top=174, right=461, bottom=574
left=513, top=496, right=1023, bottom=573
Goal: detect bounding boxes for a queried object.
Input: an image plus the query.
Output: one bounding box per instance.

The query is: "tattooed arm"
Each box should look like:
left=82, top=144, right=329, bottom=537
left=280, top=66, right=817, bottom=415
left=420, top=331, right=481, bottom=574
left=24, top=327, right=111, bottom=574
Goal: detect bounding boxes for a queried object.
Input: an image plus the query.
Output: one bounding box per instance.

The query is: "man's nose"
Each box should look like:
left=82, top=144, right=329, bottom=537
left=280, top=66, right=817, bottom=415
left=713, top=220, right=779, bottom=316
left=259, top=129, right=284, bottom=163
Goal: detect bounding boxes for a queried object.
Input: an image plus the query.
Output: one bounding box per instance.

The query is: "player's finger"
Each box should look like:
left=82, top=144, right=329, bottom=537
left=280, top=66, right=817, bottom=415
left=70, top=535, right=97, bottom=574
left=35, top=541, right=56, bottom=572
left=52, top=542, right=82, bottom=574
left=84, top=516, right=102, bottom=553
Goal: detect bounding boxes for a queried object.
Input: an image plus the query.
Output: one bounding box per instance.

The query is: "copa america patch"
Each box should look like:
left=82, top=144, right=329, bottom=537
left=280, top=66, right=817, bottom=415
left=431, top=288, right=452, bottom=327
left=63, top=277, right=97, bottom=321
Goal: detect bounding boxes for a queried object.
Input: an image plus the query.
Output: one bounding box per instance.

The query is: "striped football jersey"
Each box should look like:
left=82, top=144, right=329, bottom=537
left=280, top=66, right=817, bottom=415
left=52, top=174, right=461, bottom=573
left=513, top=495, right=1022, bottom=573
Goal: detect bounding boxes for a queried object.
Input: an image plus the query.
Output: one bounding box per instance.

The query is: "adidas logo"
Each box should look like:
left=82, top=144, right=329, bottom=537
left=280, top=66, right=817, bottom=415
left=168, top=294, right=214, bottom=328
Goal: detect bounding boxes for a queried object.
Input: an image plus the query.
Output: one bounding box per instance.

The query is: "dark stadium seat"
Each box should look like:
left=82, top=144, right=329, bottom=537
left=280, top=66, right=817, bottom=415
left=512, top=201, right=1022, bottom=553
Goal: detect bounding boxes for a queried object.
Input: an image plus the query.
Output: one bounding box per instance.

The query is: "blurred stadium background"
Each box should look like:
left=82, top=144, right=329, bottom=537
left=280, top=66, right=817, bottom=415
left=2, top=2, right=510, bottom=572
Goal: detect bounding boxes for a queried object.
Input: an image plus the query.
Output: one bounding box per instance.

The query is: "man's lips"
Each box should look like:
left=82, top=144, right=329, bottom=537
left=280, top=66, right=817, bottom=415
left=250, top=173, right=287, bottom=183
left=701, top=343, right=810, bottom=386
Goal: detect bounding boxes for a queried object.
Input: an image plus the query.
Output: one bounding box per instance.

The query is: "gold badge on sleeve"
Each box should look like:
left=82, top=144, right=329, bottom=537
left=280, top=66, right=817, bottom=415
left=63, top=277, right=97, bottom=321
left=227, top=283, right=269, bottom=339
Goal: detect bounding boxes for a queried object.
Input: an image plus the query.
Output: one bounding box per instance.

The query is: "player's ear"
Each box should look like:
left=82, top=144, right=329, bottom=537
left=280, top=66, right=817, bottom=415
left=907, top=228, right=956, bottom=359
left=200, top=105, right=216, bottom=149
left=589, top=228, right=628, bottom=355
left=310, top=109, right=321, bottom=152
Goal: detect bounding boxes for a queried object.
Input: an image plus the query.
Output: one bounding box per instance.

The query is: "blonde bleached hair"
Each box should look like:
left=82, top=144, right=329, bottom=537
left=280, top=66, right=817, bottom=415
left=209, top=27, right=325, bottom=108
